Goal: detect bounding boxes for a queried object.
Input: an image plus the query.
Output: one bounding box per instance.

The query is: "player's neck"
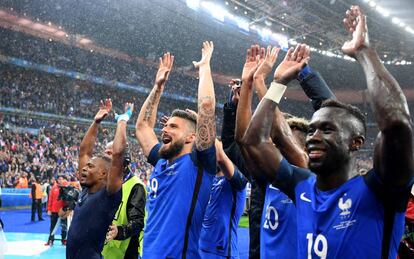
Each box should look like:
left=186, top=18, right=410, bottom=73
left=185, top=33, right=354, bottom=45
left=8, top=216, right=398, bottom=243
left=167, top=146, right=192, bottom=164
left=316, top=160, right=354, bottom=191
left=88, top=181, right=106, bottom=193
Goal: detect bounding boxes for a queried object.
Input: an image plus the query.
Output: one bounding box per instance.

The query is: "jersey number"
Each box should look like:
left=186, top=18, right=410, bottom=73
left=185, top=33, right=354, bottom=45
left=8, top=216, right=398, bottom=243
left=150, top=178, right=158, bottom=198
left=263, top=205, right=279, bottom=230
left=306, top=233, right=327, bottom=259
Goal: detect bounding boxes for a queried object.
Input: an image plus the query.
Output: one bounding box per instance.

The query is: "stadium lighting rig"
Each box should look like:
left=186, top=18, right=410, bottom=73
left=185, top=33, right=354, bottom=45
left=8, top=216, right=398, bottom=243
left=185, top=0, right=412, bottom=66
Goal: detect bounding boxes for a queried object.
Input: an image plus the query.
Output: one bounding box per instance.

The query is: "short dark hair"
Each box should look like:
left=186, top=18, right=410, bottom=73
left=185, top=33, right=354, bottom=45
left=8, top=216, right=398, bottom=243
left=320, top=99, right=366, bottom=135
left=287, top=117, right=309, bottom=134
left=94, top=154, right=111, bottom=172
left=170, top=109, right=197, bottom=130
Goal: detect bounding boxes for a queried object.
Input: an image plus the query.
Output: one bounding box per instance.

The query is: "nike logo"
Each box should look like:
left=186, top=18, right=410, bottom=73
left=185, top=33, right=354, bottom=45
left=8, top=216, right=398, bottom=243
left=300, top=192, right=311, bottom=202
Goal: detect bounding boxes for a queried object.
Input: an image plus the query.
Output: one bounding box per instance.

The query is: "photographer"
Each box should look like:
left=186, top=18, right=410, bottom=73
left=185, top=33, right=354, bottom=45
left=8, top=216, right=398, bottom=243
left=45, top=175, right=69, bottom=246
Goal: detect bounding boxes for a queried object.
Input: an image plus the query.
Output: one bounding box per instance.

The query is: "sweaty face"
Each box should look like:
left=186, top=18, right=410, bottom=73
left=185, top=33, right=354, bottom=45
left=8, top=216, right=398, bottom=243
left=79, top=157, right=106, bottom=187
left=159, top=117, right=192, bottom=160
left=306, top=108, right=354, bottom=175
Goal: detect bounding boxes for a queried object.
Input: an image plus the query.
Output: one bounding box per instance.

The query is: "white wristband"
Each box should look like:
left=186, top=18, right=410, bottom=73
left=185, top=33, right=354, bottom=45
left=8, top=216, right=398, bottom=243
left=264, top=82, right=287, bottom=104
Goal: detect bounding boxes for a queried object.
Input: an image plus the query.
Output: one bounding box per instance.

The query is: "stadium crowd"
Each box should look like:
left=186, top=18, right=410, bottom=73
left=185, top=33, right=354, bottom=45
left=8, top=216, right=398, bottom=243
left=0, top=118, right=152, bottom=189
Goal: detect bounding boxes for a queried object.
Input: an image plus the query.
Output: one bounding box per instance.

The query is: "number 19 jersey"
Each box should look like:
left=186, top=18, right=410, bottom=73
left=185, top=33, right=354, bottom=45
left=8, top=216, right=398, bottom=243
left=275, top=158, right=411, bottom=259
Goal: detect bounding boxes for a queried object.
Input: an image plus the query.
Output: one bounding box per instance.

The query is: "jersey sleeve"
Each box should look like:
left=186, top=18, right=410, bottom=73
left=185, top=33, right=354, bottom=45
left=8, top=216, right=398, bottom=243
left=191, top=145, right=217, bottom=175
left=229, top=166, right=248, bottom=192
left=272, top=158, right=313, bottom=201
left=147, top=143, right=161, bottom=167
left=364, top=169, right=414, bottom=212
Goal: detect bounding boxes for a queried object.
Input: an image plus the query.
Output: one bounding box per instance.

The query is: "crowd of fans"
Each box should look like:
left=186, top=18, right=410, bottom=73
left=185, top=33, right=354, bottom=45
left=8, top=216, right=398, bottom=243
left=0, top=117, right=153, bottom=189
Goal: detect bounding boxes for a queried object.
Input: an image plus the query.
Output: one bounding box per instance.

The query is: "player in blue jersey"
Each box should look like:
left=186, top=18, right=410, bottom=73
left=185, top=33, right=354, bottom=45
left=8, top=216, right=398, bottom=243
left=236, top=44, right=311, bottom=259
left=136, top=43, right=217, bottom=259
left=199, top=139, right=247, bottom=259
left=67, top=102, right=132, bottom=259
left=242, top=6, right=413, bottom=259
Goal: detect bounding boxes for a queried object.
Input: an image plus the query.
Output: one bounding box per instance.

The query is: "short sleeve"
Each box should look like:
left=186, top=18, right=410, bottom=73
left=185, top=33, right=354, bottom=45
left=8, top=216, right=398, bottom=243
left=192, top=145, right=216, bottom=175
left=272, top=158, right=313, bottom=201
left=229, top=166, right=248, bottom=191
left=364, top=169, right=414, bottom=212
left=147, top=143, right=161, bottom=167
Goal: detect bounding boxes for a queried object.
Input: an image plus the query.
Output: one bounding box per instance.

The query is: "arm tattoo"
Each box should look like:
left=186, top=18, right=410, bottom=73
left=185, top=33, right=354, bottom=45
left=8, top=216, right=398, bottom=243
left=143, top=87, right=162, bottom=123
left=196, top=96, right=216, bottom=150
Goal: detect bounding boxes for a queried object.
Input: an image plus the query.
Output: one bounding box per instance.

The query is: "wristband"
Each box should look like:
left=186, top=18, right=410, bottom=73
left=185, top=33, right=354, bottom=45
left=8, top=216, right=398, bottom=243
left=115, top=107, right=133, bottom=123
left=264, top=82, right=287, bottom=104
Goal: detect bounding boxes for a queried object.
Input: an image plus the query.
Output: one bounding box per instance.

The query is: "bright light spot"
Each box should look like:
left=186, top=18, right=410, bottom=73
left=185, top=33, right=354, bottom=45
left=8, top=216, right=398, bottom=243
left=303, top=36, right=306, bottom=39
left=186, top=0, right=200, bottom=10
left=401, top=60, right=407, bottom=65
left=244, top=11, right=247, bottom=14
left=319, top=42, right=323, bottom=46
left=235, top=17, right=249, bottom=31
left=392, top=17, right=400, bottom=24
left=201, top=2, right=228, bottom=22
left=399, top=22, right=405, bottom=27
left=369, top=1, right=376, bottom=8
left=234, top=6, right=238, bottom=10
left=225, top=1, right=229, bottom=5
left=375, top=6, right=390, bottom=17
left=288, top=39, right=298, bottom=45
left=383, top=54, right=387, bottom=58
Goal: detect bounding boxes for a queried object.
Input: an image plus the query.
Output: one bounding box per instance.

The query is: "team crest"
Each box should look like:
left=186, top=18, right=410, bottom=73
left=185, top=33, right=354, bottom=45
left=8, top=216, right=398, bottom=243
left=338, top=193, right=352, bottom=216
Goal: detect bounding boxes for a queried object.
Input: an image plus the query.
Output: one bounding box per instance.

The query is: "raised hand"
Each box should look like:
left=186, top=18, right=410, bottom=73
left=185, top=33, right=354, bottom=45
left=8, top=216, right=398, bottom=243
left=254, top=46, right=281, bottom=79
left=94, top=98, right=112, bottom=123
left=342, top=6, right=369, bottom=58
left=115, top=102, right=134, bottom=122
left=159, top=115, right=170, bottom=127
left=155, top=52, right=174, bottom=86
left=193, top=41, right=214, bottom=68
left=274, top=43, right=310, bottom=85
left=241, top=45, right=264, bottom=83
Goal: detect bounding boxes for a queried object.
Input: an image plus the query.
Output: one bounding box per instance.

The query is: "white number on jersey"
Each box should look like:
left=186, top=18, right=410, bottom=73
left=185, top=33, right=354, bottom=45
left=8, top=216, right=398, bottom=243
left=306, top=233, right=328, bottom=259
left=150, top=178, right=158, bottom=198
left=263, top=205, right=279, bottom=230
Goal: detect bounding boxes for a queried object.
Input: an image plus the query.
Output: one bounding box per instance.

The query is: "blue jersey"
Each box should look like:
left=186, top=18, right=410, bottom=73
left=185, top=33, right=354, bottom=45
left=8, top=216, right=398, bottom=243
left=143, top=144, right=216, bottom=259
left=67, top=187, right=122, bottom=259
left=199, top=168, right=247, bottom=258
left=275, top=158, right=411, bottom=259
left=260, top=184, right=296, bottom=259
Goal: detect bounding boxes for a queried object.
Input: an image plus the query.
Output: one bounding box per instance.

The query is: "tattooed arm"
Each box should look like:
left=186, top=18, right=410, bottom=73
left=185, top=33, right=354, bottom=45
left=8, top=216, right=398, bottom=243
left=136, top=52, right=174, bottom=157
left=193, top=41, right=216, bottom=151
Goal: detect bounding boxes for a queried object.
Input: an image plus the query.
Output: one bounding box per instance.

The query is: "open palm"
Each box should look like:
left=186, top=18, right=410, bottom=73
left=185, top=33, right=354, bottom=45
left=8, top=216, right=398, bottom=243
left=155, top=52, right=174, bottom=86
left=342, top=6, right=369, bottom=58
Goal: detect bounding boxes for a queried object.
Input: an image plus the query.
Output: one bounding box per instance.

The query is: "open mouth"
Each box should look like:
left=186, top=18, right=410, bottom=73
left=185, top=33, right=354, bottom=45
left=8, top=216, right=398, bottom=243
left=307, top=146, right=326, bottom=159
left=162, top=135, right=172, bottom=145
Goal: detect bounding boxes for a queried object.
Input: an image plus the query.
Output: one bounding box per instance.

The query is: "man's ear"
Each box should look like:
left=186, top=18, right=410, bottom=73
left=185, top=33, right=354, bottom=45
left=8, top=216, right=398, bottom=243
left=185, top=132, right=196, bottom=144
left=350, top=136, right=365, bottom=151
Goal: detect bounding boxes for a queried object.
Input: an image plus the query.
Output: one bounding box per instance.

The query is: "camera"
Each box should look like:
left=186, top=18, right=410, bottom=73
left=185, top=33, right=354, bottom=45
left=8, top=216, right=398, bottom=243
left=58, top=185, right=80, bottom=210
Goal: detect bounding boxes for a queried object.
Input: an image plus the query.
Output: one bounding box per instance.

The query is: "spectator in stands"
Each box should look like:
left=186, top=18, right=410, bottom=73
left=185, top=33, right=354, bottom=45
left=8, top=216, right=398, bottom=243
left=16, top=172, right=28, bottom=188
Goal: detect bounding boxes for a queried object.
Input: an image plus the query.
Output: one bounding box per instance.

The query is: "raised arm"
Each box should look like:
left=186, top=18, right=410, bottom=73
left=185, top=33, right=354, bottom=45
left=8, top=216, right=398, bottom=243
left=78, top=99, right=112, bottom=177
left=107, top=103, right=133, bottom=194
left=192, top=41, right=216, bottom=151
left=270, top=44, right=311, bottom=168
left=136, top=53, right=174, bottom=157
left=215, top=139, right=235, bottom=179
left=342, top=6, right=413, bottom=186
left=242, top=83, right=286, bottom=182
left=235, top=45, right=263, bottom=143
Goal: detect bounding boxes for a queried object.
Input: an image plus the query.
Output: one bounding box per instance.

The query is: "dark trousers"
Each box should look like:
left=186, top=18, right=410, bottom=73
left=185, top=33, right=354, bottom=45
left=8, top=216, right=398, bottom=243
left=48, top=213, right=67, bottom=241
left=31, top=199, right=43, bottom=221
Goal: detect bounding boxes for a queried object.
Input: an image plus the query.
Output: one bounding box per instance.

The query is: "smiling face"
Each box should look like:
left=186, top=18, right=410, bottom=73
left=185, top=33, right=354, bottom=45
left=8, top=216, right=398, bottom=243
left=79, top=157, right=109, bottom=187
left=306, top=107, right=364, bottom=175
left=159, top=116, right=195, bottom=160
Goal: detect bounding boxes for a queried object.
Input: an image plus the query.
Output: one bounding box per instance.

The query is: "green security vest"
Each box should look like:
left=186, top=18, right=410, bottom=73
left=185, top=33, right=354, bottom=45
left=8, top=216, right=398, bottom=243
left=102, top=175, right=146, bottom=258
